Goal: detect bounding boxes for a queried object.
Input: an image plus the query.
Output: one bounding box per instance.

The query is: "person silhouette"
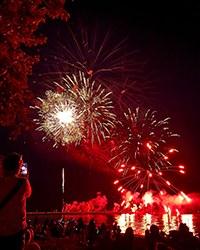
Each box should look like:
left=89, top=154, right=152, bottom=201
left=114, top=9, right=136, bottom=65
left=145, top=225, right=166, bottom=250
left=0, top=152, right=32, bottom=250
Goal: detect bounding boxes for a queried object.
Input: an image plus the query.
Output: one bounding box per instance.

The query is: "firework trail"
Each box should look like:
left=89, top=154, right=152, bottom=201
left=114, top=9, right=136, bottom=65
left=33, top=20, right=150, bottom=110
left=32, top=72, right=117, bottom=146
left=110, top=107, right=184, bottom=195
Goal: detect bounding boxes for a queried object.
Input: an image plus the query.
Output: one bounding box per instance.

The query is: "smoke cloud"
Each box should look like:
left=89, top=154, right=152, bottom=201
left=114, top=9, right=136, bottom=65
left=62, top=190, right=200, bottom=214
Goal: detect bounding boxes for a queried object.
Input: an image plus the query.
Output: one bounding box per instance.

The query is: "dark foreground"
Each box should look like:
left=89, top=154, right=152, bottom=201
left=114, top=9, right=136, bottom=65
left=27, top=215, right=200, bottom=250
left=35, top=237, right=87, bottom=250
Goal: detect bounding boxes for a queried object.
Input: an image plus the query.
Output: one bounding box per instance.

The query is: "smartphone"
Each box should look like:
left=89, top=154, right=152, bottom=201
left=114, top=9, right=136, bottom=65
left=20, top=163, right=28, bottom=175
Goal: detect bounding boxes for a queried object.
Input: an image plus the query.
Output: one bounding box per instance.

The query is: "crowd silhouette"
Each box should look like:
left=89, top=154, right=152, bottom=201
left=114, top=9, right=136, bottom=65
left=24, top=216, right=200, bottom=250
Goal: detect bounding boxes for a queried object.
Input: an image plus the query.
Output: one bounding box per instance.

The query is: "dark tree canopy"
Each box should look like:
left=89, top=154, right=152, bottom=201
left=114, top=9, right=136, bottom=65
left=0, top=0, right=70, bottom=139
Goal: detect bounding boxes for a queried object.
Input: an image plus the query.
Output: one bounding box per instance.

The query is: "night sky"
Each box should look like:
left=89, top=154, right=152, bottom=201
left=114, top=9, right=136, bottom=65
left=1, top=1, right=200, bottom=211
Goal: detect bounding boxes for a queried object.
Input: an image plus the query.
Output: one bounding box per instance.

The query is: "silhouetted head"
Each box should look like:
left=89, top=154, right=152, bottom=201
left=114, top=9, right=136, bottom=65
left=150, top=225, right=159, bottom=236
left=3, top=152, right=23, bottom=175
left=78, top=217, right=83, bottom=222
left=105, top=230, right=111, bottom=238
left=117, top=226, right=121, bottom=233
left=124, top=227, right=134, bottom=239
left=101, top=222, right=106, bottom=227
left=89, top=218, right=95, bottom=226
left=179, top=223, right=187, bottom=232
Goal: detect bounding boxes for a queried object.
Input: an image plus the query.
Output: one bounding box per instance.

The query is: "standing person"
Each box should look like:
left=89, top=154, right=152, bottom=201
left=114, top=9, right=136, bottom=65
left=145, top=225, right=167, bottom=250
left=0, top=152, right=32, bottom=250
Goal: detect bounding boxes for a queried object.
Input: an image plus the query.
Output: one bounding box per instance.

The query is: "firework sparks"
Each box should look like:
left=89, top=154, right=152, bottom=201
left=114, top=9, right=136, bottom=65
left=33, top=90, right=84, bottom=147
left=33, top=72, right=117, bottom=146
left=62, top=71, right=117, bottom=145
left=110, top=107, right=183, bottom=195
left=34, top=21, right=150, bottom=109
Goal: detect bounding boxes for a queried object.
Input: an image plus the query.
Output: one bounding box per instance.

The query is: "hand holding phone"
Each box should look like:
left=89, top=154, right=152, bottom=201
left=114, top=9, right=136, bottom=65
left=17, top=163, right=29, bottom=179
left=20, top=163, right=28, bottom=175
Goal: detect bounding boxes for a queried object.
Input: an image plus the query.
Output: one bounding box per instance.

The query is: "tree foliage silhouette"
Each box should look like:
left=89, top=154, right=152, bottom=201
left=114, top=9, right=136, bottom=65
left=0, top=0, right=70, bottom=139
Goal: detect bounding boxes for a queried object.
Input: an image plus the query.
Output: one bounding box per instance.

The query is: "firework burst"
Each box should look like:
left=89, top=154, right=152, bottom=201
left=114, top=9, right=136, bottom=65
left=33, top=90, right=84, bottom=147
left=33, top=72, right=117, bottom=146
left=62, top=71, right=117, bottom=145
left=110, top=107, right=184, bottom=195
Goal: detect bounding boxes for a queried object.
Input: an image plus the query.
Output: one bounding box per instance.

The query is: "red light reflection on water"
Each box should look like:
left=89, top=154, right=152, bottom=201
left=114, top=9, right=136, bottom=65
left=114, top=214, right=195, bottom=235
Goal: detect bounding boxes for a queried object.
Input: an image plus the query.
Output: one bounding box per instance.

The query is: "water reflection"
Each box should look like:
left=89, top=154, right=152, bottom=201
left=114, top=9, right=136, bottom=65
left=115, top=214, right=137, bottom=234
left=114, top=213, right=198, bottom=235
left=162, top=214, right=180, bottom=233
left=115, top=213, right=153, bottom=235
left=181, top=214, right=194, bottom=233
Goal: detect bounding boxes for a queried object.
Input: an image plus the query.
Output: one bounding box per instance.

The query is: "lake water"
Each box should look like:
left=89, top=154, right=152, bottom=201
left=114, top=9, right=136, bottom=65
left=27, top=213, right=200, bottom=236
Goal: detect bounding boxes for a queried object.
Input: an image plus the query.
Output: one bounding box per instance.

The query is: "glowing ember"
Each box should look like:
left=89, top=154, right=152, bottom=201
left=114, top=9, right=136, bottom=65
left=179, top=195, right=184, bottom=201
left=149, top=172, right=153, bottom=177
left=164, top=205, right=168, bottom=213
left=143, top=192, right=153, bottom=207
left=176, top=209, right=180, bottom=216
left=121, top=200, right=125, bottom=206
left=181, top=191, right=191, bottom=202
left=146, top=143, right=152, bottom=150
